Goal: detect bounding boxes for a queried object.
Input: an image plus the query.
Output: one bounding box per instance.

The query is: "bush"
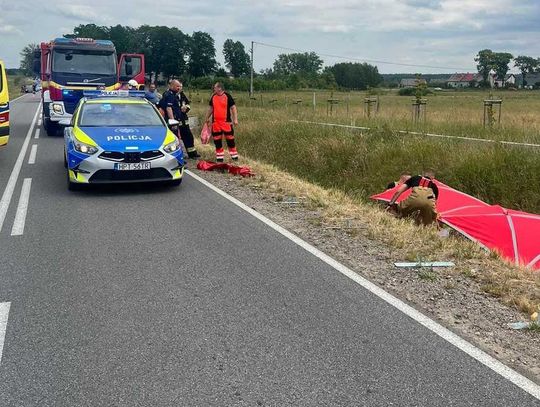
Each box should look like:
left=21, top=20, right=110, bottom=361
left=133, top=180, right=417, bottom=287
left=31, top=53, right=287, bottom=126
left=398, top=87, right=432, bottom=96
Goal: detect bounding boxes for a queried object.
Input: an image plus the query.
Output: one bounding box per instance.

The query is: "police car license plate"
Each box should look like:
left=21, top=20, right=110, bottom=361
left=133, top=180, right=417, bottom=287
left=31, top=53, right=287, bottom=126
left=114, top=162, right=151, bottom=171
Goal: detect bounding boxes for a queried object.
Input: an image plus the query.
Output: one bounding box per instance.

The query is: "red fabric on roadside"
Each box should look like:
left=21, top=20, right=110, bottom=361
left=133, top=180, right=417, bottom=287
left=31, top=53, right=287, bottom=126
left=196, top=160, right=255, bottom=177
left=371, top=181, right=540, bottom=270
left=441, top=205, right=540, bottom=270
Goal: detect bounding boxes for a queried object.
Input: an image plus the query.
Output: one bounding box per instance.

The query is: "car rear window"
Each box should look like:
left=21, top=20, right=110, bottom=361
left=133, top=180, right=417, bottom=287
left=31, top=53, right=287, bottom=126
left=78, top=102, right=164, bottom=127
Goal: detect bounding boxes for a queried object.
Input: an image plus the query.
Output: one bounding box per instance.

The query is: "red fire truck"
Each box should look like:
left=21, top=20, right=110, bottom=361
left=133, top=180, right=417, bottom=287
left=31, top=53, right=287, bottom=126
left=34, top=37, right=145, bottom=136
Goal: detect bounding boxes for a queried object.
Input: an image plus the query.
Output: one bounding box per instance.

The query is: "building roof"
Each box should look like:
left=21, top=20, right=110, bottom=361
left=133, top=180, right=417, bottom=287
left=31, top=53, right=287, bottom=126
left=400, top=78, right=427, bottom=86
left=447, top=73, right=475, bottom=82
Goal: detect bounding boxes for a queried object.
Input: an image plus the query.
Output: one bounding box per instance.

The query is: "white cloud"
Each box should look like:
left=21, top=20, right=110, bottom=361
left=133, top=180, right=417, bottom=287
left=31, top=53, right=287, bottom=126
left=0, top=24, right=22, bottom=35
left=0, top=0, right=539, bottom=72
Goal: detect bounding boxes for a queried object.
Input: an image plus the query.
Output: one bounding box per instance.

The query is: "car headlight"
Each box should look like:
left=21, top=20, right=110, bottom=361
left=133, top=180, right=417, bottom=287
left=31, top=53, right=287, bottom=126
left=51, top=103, right=64, bottom=114
left=74, top=140, right=98, bottom=155
left=163, top=138, right=180, bottom=153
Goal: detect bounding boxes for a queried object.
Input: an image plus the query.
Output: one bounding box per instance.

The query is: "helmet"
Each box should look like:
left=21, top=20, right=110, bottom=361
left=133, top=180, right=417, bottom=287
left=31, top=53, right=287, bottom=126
left=128, top=79, right=139, bottom=88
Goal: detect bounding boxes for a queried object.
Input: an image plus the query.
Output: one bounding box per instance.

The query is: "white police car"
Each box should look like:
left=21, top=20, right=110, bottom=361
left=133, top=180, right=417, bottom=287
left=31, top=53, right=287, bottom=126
left=63, top=91, right=184, bottom=190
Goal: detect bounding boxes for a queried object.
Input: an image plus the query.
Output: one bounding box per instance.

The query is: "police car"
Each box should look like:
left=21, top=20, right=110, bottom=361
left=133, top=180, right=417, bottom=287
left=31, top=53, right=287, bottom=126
left=63, top=91, right=184, bottom=190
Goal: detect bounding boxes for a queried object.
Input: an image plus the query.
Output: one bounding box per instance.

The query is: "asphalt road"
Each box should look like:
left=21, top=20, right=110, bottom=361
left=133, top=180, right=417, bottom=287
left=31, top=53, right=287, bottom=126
left=0, top=95, right=538, bottom=406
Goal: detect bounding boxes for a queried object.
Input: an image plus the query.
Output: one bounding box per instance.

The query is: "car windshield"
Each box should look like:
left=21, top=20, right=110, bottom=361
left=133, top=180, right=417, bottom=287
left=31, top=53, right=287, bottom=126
left=53, top=49, right=116, bottom=76
left=78, top=102, right=165, bottom=127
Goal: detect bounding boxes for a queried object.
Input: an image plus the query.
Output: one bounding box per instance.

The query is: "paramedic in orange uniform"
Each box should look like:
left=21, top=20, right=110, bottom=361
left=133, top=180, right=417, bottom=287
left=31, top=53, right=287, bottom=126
left=205, top=82, right=238, bottom=162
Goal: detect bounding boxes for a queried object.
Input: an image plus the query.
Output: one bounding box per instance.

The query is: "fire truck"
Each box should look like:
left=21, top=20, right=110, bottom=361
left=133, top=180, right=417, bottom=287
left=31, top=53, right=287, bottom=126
left=34, top=37, right=145, bottom=136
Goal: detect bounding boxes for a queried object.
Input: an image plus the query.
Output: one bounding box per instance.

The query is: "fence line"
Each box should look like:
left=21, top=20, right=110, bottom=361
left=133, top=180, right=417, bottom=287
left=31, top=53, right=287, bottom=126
left=289, top=120, right=540, bottom=149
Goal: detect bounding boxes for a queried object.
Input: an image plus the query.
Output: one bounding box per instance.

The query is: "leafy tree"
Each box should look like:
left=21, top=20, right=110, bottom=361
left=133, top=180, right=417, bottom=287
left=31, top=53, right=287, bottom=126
left=19, top=43, right=38, bottom=76
left=215, top=66, right=228, bottom=77
left=492, top=52, right=513, bottom=85
left=222, top=39, right=251, bottom=77
left=330, top=62, right=382, bottom=90
left=65, top=24, right=109, bottom=40
left=107, top=25, right=136, bottom=55
left=475, top=49, right=494, bottom=87
left=514, top=55, right=539, bottom=87
left=272, top=52, right=323, bottom=76
left=187, top=31, right=217, bottom=77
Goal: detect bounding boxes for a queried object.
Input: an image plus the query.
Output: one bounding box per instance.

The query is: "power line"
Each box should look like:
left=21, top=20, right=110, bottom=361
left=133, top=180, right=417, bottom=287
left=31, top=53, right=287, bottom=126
left=253, top=41, right=475, bottom=72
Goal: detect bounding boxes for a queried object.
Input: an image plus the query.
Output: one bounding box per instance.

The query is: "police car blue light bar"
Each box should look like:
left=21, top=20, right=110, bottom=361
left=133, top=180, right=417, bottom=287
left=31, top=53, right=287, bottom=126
left=83, top=90, right=147, bottom=98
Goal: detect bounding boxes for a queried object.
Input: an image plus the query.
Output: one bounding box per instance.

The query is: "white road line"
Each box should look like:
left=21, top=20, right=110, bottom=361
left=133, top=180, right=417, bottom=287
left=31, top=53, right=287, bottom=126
left=0, top=302, right=11, bottom=365
left=186, top=169, right=540, bottom=401
left=0, top=102, right=41, bottom=233
left=28, top=144, right=38, bottom=164
left=11, top=178, right=32, bottom=236
left=10, top=94, right=27, bottom=103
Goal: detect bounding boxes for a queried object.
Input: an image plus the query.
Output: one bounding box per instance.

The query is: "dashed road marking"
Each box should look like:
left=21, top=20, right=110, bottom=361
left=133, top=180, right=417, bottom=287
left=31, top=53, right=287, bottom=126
left=34, top=128, right=40, bottom=139
left=0, top=103, right=41, bottom=232
left=0, top=302, right=11, bottom=365
left=11, top=178, right=32, bottom=236
left=28, top=144, right=38, bottom=165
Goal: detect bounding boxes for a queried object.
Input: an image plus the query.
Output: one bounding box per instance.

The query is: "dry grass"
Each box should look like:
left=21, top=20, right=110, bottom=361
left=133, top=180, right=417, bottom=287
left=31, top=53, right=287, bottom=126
left=194, top=140, right=540, bottom=316
left=188, top=88, right=540, bottom=316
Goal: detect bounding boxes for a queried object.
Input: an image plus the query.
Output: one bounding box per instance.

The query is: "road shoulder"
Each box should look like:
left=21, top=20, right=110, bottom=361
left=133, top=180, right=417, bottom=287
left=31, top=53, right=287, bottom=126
left=189, top=161, right=540, bottom=384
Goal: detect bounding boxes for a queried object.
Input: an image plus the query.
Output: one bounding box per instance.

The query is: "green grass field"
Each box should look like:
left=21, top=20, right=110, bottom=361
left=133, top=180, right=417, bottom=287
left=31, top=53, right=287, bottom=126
left=188, top=88, right=540, bottom=213
left=6, top=74, right=32, bottom=100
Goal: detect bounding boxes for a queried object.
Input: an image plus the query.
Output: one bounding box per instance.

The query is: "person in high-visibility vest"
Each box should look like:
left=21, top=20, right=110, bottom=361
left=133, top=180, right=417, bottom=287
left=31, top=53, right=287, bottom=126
left=204, top=82, right=238, bottom=162
left=387, top=170, right=439, bottom=225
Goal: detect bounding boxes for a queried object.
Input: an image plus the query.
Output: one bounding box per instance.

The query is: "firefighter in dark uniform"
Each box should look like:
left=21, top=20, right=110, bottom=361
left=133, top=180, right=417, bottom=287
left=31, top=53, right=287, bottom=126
left=158, top=80, right=200, bottom=159
left=387, top=170, right=439, bottom=226
left=204, top=82, right=238, bottom=162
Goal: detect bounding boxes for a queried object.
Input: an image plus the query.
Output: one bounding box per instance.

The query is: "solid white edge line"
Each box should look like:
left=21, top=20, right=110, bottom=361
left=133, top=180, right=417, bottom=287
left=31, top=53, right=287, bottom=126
left=0, top=302, right=11, bottom=365
left=28, top=144, right=38, bottom=165
left=185, top=169, right=540, bottom=400
left=0, top=102, right=41, bottom=232
left=34, top=128, right=40, bottom=139
left=11, top=178, right=32, bottom=236
left=9, top=94, right=27, bottom=103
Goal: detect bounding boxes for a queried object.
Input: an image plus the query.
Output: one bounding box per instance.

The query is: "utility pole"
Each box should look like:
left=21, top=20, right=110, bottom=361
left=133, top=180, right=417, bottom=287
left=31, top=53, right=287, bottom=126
left=250, top=41, right=254, bottom=97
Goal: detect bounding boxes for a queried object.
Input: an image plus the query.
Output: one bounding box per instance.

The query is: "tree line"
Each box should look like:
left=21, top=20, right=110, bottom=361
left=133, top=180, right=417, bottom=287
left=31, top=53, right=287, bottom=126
left=475, top=49, right=540, bottom=87
left=19, top=24, right=383, bottom=91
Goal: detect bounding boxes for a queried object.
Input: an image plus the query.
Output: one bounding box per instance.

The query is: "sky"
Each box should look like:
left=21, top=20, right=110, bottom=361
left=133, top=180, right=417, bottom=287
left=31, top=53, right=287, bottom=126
left=1, top=0, right=539, bottom=74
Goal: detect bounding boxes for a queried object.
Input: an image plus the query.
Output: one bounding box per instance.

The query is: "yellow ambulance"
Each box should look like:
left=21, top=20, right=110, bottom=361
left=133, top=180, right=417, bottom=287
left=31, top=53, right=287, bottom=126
left=0, top=59, right=9, bottom=147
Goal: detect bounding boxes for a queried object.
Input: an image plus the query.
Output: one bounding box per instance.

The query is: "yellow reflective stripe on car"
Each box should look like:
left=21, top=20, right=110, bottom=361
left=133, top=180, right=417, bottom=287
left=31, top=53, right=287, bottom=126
left=162, top=130, right=177, bottom=146
left=0, top=136, right=8, bottom=146
left=68, top=170, right=86, bottom=182
left=172, top=168, right=184, bottom=180
left=73, top=127, right=98, bottom=147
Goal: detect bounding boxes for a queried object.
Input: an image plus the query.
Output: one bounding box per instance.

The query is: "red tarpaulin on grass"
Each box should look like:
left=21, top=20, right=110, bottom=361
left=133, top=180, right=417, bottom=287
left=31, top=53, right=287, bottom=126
left=196, top=160, right=255, bottom=177
left=440, top=206, right=540, bottom=269
left=371, top=181, right=540, bottom=270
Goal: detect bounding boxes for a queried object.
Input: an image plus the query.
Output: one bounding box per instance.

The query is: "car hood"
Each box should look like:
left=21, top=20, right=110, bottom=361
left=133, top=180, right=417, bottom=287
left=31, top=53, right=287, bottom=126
left=78, top=126, right=168, bottom=151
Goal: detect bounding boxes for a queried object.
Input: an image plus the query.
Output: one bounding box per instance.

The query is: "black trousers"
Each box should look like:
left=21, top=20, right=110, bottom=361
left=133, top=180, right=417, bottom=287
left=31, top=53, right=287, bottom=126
left=178, top=124, right=196, bottom=153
